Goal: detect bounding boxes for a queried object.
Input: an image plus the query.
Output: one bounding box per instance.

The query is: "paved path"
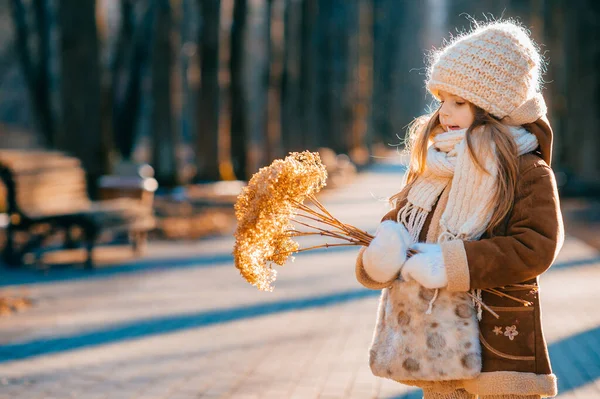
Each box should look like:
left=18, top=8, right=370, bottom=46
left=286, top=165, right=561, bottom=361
left=0, top=158, right=599, bottom=399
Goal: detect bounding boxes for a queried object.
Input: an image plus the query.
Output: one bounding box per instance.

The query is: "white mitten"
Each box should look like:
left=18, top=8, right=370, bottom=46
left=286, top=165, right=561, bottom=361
left=400, top=243, right=448, bottom=289
left=363, top=220, right=412, bottom=283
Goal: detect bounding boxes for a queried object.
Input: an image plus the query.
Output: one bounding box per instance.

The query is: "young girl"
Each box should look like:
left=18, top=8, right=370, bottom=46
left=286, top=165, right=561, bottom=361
left=355, top=21, right=564, bottom=399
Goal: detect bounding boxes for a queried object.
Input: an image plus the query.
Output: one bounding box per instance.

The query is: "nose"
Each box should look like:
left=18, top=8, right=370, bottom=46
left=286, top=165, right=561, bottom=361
left=439, top=101, right=450, bottom=117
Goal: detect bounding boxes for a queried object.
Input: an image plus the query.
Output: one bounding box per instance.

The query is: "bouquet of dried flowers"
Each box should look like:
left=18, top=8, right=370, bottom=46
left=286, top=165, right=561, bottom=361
left=233, top=151, right=375, bottom=291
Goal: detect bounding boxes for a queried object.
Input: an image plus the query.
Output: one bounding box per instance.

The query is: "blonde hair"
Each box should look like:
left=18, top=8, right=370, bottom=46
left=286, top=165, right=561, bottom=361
left=395, top=103, right=520, bottom=236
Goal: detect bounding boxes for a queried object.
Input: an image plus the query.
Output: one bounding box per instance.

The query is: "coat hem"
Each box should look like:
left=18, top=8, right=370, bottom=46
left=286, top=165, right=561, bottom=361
left=394, top=371, right=557, bottom=398
left=462, top=371, right=557, bottom=397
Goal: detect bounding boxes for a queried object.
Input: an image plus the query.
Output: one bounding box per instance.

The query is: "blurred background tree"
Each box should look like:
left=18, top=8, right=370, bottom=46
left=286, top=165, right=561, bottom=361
left=57, top=0, right=107, bottom=195
left=0, top=0, right=598, bottom=196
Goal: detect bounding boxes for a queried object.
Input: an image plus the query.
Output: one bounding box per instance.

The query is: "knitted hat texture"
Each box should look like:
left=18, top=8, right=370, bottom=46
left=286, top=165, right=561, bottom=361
left=427, top=21, right=546, bottom=125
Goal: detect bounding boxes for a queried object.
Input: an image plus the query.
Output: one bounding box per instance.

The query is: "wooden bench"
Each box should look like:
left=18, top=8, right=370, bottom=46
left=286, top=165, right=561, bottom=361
left=0, top=150, right=156, bottom=268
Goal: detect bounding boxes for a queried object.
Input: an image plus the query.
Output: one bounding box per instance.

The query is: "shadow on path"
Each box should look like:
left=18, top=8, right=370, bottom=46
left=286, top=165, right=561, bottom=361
left=0, top=251, right=235, bottom=288
left=0, top=243, right=365, bottom=288
left=0, top=287, right=381, bottom=363
left=2, top=281, right=600, bottom=399
left=1, top=248, right=597, bottom=289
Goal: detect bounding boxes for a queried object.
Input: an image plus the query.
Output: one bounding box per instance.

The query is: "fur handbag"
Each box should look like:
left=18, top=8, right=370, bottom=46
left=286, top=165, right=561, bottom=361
left=369, top=279, right=482, bottom=381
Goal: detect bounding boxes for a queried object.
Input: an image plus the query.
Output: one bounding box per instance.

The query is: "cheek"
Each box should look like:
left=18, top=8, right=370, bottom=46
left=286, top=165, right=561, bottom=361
left=461, top=109, right=475, bottom=126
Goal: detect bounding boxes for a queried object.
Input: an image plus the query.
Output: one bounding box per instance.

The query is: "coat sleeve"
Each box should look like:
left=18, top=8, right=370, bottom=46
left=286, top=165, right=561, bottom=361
left=441, top=159, right=565, bottom=291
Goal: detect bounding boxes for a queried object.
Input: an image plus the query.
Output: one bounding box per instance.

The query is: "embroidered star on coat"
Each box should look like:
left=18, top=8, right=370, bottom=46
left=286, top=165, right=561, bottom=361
left=493, top=326, right=503, bottom=336
left=504, top=325, right=519, bottom=341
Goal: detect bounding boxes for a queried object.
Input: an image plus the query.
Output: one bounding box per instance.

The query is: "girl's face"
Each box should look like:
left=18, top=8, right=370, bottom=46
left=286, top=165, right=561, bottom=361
left=438, top=90, right=475, bottom=131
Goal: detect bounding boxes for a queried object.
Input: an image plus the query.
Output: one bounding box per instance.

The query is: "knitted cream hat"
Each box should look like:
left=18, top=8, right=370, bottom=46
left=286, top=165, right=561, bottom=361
left=427, top=21, right=546, bottom=125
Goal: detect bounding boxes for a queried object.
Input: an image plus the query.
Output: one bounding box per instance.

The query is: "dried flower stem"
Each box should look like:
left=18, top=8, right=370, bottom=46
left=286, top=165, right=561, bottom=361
left=294, top=203, right=342, bottom=230
left=287, top=230, right=341, bottom=238
left=503, top=284, right=538, bottom=291
left=307, top=200, right=373, bottom=241
left=293, top=216, right=351, bottom=240
left=294, top=212, right=343, bottom=231
left=287, top=231, right=351, bottom=241
left=483, top=288, right=533, bottom=306
left=288, top=242, right=361, bottom=253
left=292, top=201, right=373, bottom=245
left=289, top=220, right=355, bottom=242
left=294, top=208, right=341, bottom=231
left=467, top=292, right=500, bottom=319
left=306, top=194, right=338, bottom=222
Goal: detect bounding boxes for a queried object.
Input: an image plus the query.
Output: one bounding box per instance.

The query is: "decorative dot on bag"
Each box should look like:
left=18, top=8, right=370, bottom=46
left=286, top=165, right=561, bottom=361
left=419, top=286, right=436, bottom=301
left=461, top=353, right=481, bottom=369
left=403, top=357, right=421, bottom=372
left=427, top=332, right=446, bottom=349
left=397, top=311, right=411, bottom=326
left=455, top=303, right=473, bottom=318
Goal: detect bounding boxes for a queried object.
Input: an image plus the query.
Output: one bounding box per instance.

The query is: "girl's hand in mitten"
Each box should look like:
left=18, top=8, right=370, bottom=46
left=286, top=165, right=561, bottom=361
left=400, top=243, right=448, bottom=289
left=363, top=220, right=413, bottom=283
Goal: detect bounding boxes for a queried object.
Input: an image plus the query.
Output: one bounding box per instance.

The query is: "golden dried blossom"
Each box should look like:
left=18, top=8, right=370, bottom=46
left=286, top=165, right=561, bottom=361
left=233, top=151, right=328, bottom=291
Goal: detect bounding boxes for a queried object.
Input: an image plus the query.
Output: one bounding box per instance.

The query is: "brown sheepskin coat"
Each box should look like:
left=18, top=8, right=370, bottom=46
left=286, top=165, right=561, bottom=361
left=355, top=118, right=564, bottom=398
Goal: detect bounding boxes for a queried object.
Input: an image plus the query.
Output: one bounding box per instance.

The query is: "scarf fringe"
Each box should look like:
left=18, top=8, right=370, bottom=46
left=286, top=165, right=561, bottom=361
left=397, top=202, right=429, bottom=243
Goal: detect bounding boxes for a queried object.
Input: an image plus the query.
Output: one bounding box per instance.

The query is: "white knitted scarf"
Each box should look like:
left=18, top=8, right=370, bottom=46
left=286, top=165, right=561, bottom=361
left=397, top=125, right=539, bottom=317
left=398, top=125, right=539, bottom=245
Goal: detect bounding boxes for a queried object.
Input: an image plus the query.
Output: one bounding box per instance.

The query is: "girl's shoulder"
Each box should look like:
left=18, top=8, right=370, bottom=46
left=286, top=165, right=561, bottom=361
left=518, top=152, right=550, bottom=175
left=515, top=153, right=559, bottom=199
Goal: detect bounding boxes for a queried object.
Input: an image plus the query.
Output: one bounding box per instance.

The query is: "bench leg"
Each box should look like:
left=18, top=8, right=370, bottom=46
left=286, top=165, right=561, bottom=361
left=132, top=231, right=147, bottom=256
left=82, top=224, right=98, bottom=270
left=64, top=226, right=79, bottom=249
left=2, top=227, right=21, bottom=267
left=85, top=240, right=94, bottom=269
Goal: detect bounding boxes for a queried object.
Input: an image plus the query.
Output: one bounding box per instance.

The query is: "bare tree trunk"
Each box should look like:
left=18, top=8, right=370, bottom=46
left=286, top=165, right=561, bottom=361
left=96, top=2, right=115, bottom=174
left=315, top=0, right=359, bottom=155
left=371, top=0, right=428, bottom=146
left=350, top=0, right=372, bottom=164
left=341, top=0, right=361, bottom=156
left=370, top=0, right=396, bottom=145
left=32, top=0, right=54, bottom=146
left=299, top=0, right=318, bottom=150
left=230, top=0, right=248, bottom=179
left=10, top=0, right=56, bottom=147
left=58, top=0, right=106, bottom=197
left=561, top=0, right=600, bottom=192
left=195, top=0, right=221, bottom=182
left=230, top=0, right=270, bottom=180
left=112, top=1, right=153, bottom=160
left=151, top=0, right=179, bottom=186
left=391, top=1, right=428, bottom=143
left=281, top=0, right=303, bottom=153
left=315, top=0, right=333, bottom=151
left=543, top=0, right=567, bottom=169
left=265, top=0, right=284, bottom=161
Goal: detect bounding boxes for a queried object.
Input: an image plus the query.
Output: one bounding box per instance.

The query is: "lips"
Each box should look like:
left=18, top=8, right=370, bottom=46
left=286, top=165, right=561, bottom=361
left=444, top=125, right=461, bottom=131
